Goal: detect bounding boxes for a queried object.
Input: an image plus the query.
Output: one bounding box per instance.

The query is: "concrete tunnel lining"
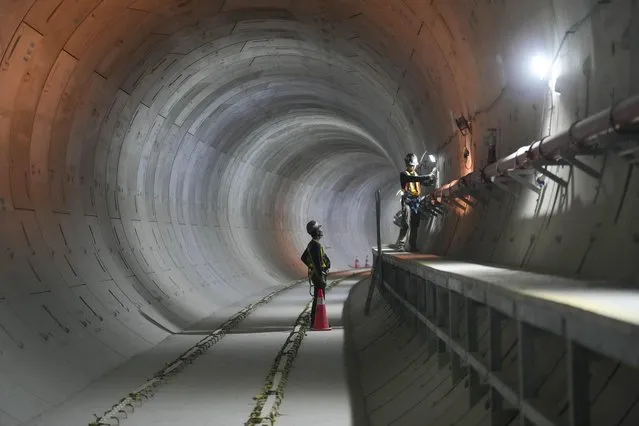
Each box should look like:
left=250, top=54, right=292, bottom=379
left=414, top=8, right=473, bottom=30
left=1, top=0, right=638, bottom=424
left=0, top=1, right=446, bottom=421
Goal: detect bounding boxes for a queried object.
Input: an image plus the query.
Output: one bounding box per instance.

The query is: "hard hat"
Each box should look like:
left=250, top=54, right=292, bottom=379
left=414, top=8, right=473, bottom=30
left=404, top=153, right=419, bottom=166
left=306, top=220, right=321, bottom=235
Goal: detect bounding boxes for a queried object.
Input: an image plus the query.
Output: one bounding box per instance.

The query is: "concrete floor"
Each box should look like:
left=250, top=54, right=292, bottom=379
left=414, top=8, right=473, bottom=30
left=24, top=278, right=360, bottom=426
left=277, top=283, right=354, bottom=426
left=125, top=332, right=286, bottom=425
left=21, top=285, right=281, bottom=426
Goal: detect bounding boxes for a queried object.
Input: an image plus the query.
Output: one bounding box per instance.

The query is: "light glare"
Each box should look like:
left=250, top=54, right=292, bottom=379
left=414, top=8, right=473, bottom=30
left=530, top=55, right=551, bottom=80
left=429, top=154, right=436, bottom=163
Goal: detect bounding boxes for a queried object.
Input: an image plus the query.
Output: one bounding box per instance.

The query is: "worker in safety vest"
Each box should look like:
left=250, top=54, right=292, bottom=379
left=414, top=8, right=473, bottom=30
left=300, top=220, right=331, bottom=323
left=392, top=153, right=436, bottom=252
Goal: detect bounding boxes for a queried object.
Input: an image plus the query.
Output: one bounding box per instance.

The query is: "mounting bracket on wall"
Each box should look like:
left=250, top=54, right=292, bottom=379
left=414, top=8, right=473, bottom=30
left=447, top=198, right=467, bottom=211
left=422, top=206, right=442, bottom=218
left=557, top=127, right=639, bottom=182
left=431, top=203, right=446, bottom=216
left=421, top=200, right=446, bottom=217
left=426, top=94, right=639, bottom=211
left=456, top=195, right=476, bottom=207
left=560, top=154, right=602, bottom=180
left=489, top=176, right=517, bottom=197
left=610, top=139, right=639, bottom=165
left=466, top=187, right=493, bottom=205
left=506, top=169, right=542, bottom=194
left=596, top=117, right=639, bottom=165
left=531, top=159, right=569, bottom=188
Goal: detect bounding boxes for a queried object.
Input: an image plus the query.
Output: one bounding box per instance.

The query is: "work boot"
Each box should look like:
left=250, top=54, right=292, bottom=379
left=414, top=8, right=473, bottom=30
left=389, top=243, right=404, bottom=251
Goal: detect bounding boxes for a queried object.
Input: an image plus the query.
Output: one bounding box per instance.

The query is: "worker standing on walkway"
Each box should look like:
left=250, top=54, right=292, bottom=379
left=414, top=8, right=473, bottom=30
left=391, top=153, right=436, bottom=252
left=300, top=220, right=331, bottom=324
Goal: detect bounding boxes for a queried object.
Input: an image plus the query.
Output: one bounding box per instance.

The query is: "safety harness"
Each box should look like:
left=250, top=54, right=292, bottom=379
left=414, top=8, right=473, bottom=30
left=301, top=243, right=328, bottom=270
left=404, top=195, right=422, bottom=215
left=301, top=241, right=329, bottom=296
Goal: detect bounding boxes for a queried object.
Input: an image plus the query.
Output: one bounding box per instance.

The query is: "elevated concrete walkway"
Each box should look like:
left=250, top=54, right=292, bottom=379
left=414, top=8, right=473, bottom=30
left=341, top=249, right=639, bottom=426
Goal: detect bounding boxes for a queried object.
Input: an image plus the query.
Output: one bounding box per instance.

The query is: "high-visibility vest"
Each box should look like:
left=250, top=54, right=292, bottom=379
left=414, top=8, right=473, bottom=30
left=404, top=170, right=421, bottom=197
left=301, top=242, right=328, bottom=271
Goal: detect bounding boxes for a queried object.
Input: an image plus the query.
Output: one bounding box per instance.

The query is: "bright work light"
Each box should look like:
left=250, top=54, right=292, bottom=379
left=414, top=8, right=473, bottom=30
left=530, top=55, right=551, bottom=80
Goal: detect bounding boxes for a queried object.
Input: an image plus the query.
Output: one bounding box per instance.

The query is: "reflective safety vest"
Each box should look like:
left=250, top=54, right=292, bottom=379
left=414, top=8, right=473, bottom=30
left=301, top=241, right=329, bottom=271
left=403, top=170, right=421, bottom=197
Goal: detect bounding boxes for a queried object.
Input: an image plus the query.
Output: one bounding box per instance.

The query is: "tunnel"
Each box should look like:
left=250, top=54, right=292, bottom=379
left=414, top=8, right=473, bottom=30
left=1, top=0, right=638, bottom=425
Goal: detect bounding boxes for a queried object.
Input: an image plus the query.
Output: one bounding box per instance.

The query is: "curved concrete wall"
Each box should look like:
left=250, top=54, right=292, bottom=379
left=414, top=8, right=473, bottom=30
left=417, top=1, right=639, bottom=285
left=0, top=0, right=636, bottom=424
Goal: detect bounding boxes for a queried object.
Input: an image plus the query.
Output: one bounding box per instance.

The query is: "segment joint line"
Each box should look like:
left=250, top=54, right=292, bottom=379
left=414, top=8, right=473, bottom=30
left=246, top=272, right=366, bottom=425
left=88, top=281, right=303, bottom=426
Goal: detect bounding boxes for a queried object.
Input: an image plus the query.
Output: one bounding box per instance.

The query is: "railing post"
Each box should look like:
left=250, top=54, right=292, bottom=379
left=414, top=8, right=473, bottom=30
left=517, top=321, right=538, bottom=426
left=567, top=340, right=590, bottom=426
left=489, top=308, right=517, bottom=426
left=426, top=281, right=437, bottom=357
left=436, top=286, right=450, bottom=367
left=416, top=277, right=428, bottom=343
left=466, top=299, right=487, bottom=406
left=449, top=291, right=463, bottom=385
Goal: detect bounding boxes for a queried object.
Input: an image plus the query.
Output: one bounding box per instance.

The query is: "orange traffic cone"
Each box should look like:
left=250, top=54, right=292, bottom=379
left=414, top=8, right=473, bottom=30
left=311, top=288, right=331, bottom=331
left=354, top=257, right=360, bottom=268
left=364, top=256, right=370, bottom=268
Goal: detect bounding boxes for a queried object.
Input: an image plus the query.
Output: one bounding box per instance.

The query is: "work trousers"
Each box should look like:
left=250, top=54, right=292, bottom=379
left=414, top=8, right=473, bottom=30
left=396, top=199, right=421, bottom=251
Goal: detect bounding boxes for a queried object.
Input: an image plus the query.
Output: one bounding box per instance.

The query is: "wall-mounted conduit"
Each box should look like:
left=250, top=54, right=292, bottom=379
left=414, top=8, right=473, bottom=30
left=423, top=95, right=639, bottom=212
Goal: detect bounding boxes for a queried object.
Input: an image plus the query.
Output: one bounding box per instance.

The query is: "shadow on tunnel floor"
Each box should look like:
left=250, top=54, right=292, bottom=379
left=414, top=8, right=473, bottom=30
left=342, top=277, right=373, bottom=426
